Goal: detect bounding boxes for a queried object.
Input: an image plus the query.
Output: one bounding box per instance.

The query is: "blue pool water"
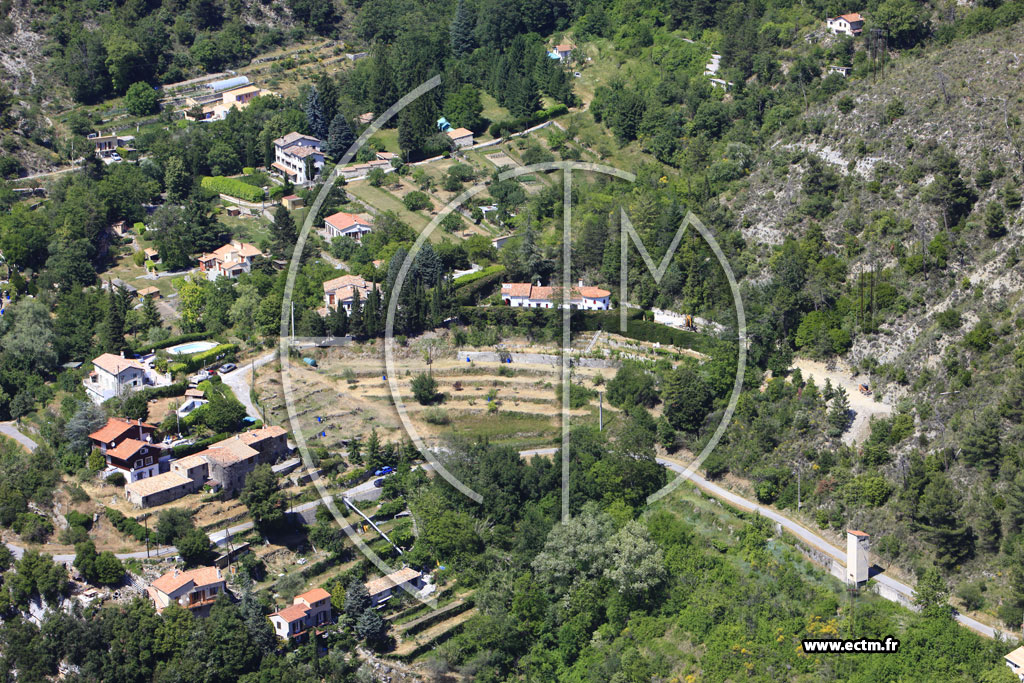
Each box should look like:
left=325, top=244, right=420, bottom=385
left=166, top=340, right=218, bottom=355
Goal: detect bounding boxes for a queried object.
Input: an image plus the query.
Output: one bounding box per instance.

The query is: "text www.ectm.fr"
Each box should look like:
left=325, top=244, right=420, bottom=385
left=802, top=637, right=900, bottom=654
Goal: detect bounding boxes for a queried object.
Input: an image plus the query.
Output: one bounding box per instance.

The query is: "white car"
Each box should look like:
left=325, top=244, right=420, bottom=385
left=110, top=152, right=122, bottom=162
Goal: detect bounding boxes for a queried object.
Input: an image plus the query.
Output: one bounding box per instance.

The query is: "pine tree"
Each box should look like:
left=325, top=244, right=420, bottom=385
left=961, top=409, right=1002, bottom=472
left=272, top=205, right=297, bottom=255
left=141, top=295, right=161, bottom=331
left=827, top=387, right=851, bottom=436
left=315, top=75, right=339, bottom=128
left=449, top=0, right=476, bottom=55
left=325, top=113, right=356, bottom=160
left=304, top=85, right=328, bottom=140
left=100, top=284, right=129, bottom=353
left=164, top=156, right=190, bottom=203
left=348, top=294, right=363, bottom=337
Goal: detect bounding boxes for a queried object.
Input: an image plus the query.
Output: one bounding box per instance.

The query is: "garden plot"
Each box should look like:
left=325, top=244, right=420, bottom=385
left=484, top=151, right=518, bottom=168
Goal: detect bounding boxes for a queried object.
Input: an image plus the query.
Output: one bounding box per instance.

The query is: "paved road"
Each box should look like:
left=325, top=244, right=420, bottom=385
left=0, top=422, right=38, bottom=452
left=221, top=351, right=278, bottom=420
left=517, top=447, right=1012, bottom=642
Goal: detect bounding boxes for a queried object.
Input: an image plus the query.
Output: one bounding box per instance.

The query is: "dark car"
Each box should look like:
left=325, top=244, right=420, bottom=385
left=373, top=478, right=385, bottom=488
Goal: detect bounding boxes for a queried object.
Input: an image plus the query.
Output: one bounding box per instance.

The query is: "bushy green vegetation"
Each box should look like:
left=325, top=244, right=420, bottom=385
left=200, top=176, right=265, bottom=203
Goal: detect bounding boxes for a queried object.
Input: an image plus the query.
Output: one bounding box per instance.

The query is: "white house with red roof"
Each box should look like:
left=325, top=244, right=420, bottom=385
left=500, top=281, right=611, bottom=310
left=197, top=240, right=263, bottom=280
left=320, top=274, right=378, bottom=316
left=147, top=566, right=227, bottom=616
left=323, top=211, right=373, bottom=242
left=272, top=132, right=324, bottom=185
left=826, top=12, right=864, bottom=36
left=268, top=588, right=333, bottom=641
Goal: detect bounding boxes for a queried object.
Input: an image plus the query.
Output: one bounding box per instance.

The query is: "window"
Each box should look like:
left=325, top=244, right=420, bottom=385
left=145, top=457, right=152, bottom=465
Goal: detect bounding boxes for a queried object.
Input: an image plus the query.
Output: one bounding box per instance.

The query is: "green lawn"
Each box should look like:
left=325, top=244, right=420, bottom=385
left=345, top=182, right=445, bottom=243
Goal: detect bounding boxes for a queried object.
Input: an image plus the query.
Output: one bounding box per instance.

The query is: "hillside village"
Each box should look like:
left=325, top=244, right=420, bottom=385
left=3, top=0, right=1024, bottom=680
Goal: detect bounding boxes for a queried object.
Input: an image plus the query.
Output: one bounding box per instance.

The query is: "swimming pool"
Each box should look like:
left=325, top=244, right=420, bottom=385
left=166, top=340, right=218, bottom=355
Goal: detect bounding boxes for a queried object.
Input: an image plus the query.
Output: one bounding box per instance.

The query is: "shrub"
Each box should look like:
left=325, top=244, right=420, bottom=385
left=422, top=408, right=450, bottom=425
left=403, top=191, right=432, bottom=211
left=200, top=176, right=264, bottom=202
left=411, top=373, right=439, bottom=405
left=107, top=472, right=126, bottom=487
left=105, top=507, right=148, bottom=542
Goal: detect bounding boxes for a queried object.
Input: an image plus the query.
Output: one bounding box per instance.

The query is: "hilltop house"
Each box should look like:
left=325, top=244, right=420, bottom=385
left=198, top=240, right=263, bottom=280
left=89, top=417, right=164, bottom=481
left=365, top=567, right=424, bottom=607
left=272, top=132, right=324, bottom=185
left=147, top=567, right=227, bottom=616
left=826, top=12, right=864, bottom=36
left=89, top=417, right=157, bottom=452
left=323, top=212, right=373, bottom=242
left=268, top=588, right=332, bottom=641
left=319, top=275, right=378, bottom=317
left=446, top=128, right=474, bottom=148
left=549, top=43, right=574, bottom=62
left=90, top=132, right=135, bottom=159
left=500, top=281, right=611, bottom=310
left=124, top=426, right=289, bottom=508
left=84, top=353, right=168, bottom=404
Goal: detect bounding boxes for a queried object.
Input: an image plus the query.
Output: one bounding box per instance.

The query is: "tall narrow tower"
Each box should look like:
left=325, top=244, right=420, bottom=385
left=846, top=529, right=870, bottom=585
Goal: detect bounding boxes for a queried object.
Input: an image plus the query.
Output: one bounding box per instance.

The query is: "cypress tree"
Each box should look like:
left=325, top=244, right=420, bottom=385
left=325, top=113, right=356, bottom=160
left=304, top=85, right=328, bottom=140
left=315, top=75, right=339, bottom=128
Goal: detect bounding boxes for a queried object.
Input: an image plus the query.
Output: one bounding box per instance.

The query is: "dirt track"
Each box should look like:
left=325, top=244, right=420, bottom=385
left=792, top=358, right=892, bottom=446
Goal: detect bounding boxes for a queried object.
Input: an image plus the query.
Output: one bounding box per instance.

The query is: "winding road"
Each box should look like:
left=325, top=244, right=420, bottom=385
left=519, top=446, right=1012, bottom=642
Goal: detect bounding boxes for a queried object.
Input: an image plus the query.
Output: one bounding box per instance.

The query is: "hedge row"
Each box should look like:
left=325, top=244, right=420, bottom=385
left=456, top=307, right=717, bottom=353
left=200, top=176, right=264, bottom=202
left=133, top=332, right=210, bottom=355
left=487, top=103, right=569, bottom=138
left=168, top=343, right=238, bottom=374
left=453, top=269, right=506, bottom=306
left=105, top=507, right=149, bottom=543
left=453, top=264, right=504, bottom=287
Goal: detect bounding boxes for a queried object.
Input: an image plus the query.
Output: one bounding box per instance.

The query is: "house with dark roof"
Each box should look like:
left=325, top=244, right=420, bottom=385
left=272, top=132, right=324, bottom=185
left=268, top=588, right=332, bottom=641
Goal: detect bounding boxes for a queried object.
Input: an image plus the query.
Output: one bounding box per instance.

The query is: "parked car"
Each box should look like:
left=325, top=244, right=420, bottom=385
left=373, top=478, right=385, bottom=488
left=110, top=152, right=122, bottom=162
left=218, top=363, right=237, bottom=374
left=379, top=466, right=394, bottom=475
left=189, top=370, right=211, bottom=384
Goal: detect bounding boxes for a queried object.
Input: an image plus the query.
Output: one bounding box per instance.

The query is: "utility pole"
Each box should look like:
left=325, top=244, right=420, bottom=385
left=599, top=391, right=603, bottom=431
left=145, top=514, right=150, bottom=558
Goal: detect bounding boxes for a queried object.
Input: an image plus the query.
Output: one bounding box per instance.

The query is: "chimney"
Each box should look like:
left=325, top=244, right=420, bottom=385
left=578, top=279, right=583, bottom=287
left=120, top=350, right=125, bottom=358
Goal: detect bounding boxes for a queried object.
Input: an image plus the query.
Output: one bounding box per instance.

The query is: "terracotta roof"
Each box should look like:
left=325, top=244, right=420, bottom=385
left=555, top=43, right=573, bottom=52
left=106, top=438, right=153, bottom=462
left=840, top=12, right=863, bottom=22
left=282, top=194, right=300, bottom=201
left=577, top=286, right=611, bottom=299
left=89, top=417, right=156, bottom=444
left=271, top=162, right=297, bottom=176
left=272, top=602, right=310, bottom=623
left=151, top=566, right=222, bottom=596
left=274, top=132, right=320, bottom=147
left=296, top=588, right=331, bottom=604
left=324, top=212, right=371, bottom=233
left=172, top=454, right=209, bottom=470
left=93, top=353, right=145, bottom=375
left=531, top=286, right=554, bottom=300
left=125, top=471, right=192, bottom=498
left=446, top=127, right=473, bottom=139
left=211, top=241, right=262, bottom=260
left=199, top=439, right=259, bottom=467
left=501, top=283, right=533, bottom=298
left=848, top=529, right=870, bottom=538
left=364, top=567, right=421, bottom=596
left=323, top=274, right=374, bottom=294
left=235, top=425, right=287, bottom=445
left=285, top=145, right=322, bottom=159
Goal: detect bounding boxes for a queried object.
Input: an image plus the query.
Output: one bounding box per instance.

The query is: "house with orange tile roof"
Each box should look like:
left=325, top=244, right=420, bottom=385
left=197, top=240, right=263, bottom=280
left=500, top=280, right=611, bottom=310
left=827, top=12, right=864, bottom=36
left=364, top=567, right=424, bottom=607
left=550, top=42, right=574, bottom=62
left=272, top=132, right=324, bottom=185
left=268, top=587, right=333, bottom=640
left=89, top=416, right=157, bottom=453
left=323, top=212, right=373, bottom=242
left=147, top=566, right=227, bottom=616
left=319, top=274, right=378, bottom=317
